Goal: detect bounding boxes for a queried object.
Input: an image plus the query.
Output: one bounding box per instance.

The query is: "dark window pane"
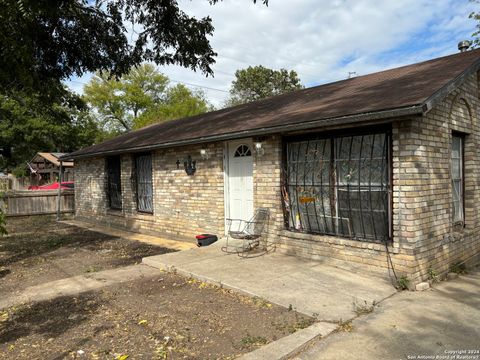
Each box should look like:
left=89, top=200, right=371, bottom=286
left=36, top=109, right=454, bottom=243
left=106, top=156, right=122, bottom=210
left=135, top=153, right=153, bottom=213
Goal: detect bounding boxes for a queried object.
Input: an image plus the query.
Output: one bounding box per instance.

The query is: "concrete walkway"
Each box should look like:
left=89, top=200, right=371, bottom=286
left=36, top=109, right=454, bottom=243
left=0, top=264, right=159, bottom=309
left=142, top=239, right=397, bottom=320
left=60, top=219, right=197, bottom=251
left=294, top=269, right=480, bottom=360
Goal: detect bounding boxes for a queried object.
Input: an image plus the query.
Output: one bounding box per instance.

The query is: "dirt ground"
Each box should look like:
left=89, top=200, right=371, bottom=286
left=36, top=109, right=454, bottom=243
left=0, top=216, right=176, bottom=295
left=0, top=274, right=313, bottom=360
left=0, top=217, right=314, bottom=359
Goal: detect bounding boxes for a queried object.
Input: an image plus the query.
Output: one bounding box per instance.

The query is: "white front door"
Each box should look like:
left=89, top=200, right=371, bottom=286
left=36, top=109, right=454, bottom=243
left=226, top=140, right=254, bottom=223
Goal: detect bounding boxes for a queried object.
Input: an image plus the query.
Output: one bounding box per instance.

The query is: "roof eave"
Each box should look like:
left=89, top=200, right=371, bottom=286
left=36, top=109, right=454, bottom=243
left=62, top=104, right=424, bottom=160
left=422, top=55, right=480, bottom=113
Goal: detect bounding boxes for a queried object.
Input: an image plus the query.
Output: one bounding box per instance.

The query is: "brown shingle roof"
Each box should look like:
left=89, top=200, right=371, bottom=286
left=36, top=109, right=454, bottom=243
left=65, top=49, right=480, bottom=159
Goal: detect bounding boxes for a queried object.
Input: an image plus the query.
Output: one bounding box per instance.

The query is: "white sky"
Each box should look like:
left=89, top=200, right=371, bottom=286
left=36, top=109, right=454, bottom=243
left=66, top=0, right=478, bottom=108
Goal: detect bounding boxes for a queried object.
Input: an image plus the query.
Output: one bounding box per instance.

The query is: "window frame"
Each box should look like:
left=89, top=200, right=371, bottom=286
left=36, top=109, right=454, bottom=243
left=451, top=132, right=465, bottom=225
left=106, top=155, right=122, bottom=210
left=133, top=152, right=154, bottom=214
left=234, top=144, right=252, bottom=157
left=282, top=126, right=393, bottom=243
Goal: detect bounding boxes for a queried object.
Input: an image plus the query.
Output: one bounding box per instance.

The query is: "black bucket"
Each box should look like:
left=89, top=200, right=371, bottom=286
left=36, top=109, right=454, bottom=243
left=196, top=234, right=218, bottom=247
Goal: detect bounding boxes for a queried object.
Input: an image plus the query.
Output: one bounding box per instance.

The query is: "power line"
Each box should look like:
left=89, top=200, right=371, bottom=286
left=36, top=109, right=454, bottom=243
left=168, top=79, right=229, bottom=93
left=67, top=78, right=229, bottom=94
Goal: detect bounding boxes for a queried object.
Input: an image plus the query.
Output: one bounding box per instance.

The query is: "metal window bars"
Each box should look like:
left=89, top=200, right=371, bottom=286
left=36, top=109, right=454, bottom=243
left=134, top=153, right=154, bottom=213
left=284, top=133, right=391, bottom=243
left=106, top=156, right=122, bottom=210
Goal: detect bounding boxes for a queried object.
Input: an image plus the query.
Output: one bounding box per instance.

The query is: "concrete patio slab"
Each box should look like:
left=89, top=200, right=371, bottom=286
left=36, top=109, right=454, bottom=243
left=238, top=321, right=338, bottom=360
left=142, top=239, right=397, bottom=321
left=294, top=269, right=480, bottom=360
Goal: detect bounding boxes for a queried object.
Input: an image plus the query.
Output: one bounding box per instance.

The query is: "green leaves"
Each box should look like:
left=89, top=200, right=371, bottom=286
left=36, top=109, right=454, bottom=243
left=470, top=1, right=480, bottom=48
left=83, top=64, right=212, bottom=131
left=0, top=89, right=100, bottom=173
left=227, top=65, right=304, bottom=106
left=0, top=0, right=267, bottom=99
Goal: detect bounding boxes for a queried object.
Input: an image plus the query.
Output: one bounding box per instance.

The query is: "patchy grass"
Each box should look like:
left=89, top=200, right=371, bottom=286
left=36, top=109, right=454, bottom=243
left=0, top=273, right=313, bottom=359
left=0, top=217, right=176, bottom=295
left=0, top=217, right=314, bottom=359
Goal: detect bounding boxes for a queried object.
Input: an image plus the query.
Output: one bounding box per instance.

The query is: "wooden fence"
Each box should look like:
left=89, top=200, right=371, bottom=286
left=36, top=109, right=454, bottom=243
left=0, top=190, right=74, bottom=217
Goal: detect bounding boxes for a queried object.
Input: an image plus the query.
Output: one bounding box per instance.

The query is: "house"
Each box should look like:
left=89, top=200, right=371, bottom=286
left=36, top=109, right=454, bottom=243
left=63, top=49, right=480, bottom=285
left=28, top=152, right=74, bottom=185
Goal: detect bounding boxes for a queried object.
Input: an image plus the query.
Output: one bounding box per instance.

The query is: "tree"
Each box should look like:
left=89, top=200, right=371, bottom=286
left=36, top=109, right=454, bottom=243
left=0, top=0, right=267, bottom=173
left=0, top=90, right=101, bottom=174
left=227, top=65, right=304, bottom=106
left=471, top=3, right=480, bottom=48
left=84, top=64, right=212, bottom=131
left=84, top=64, right=169, bottom=132
left=0, top=0, right=267, bottom=99
left=135, top=84, right=212, bottom=129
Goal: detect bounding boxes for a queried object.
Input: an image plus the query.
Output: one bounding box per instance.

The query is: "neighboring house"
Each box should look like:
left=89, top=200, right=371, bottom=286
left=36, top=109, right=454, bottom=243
left=28, top=152, right=74, bottom=186
left=63, top=49, right=480, bottom=285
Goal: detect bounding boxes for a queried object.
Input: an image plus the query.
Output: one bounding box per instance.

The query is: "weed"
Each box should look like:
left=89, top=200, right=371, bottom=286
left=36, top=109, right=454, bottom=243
left=450, top=262, right=467, bottom=274
left=240, top=334, right=268, bottom=347
left=272, top=313, right=315, bottom=334
left=85, top=265, right=102, bottom=273
left=336, top=320, right=353, bottom=332
left=353, top=299, right=376, bottom=315
left=252, top=297, right=273, bottom=309
left=292, top=317, right=315, bottom=332
left=45, top=237, right=64, bottom=249
left=427, top=266, right=439, bottom=283
left=396, top=275, right=410, bottom=290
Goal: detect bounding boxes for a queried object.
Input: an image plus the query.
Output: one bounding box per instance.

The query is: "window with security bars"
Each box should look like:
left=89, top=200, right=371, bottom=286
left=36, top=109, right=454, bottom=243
left=134, top=153, right=153, bottom=213
left=284, top=132, right=391, bottom=243
left=451, top=135, right=464, bottom=223
left=106, top=156, right=122, bottom=210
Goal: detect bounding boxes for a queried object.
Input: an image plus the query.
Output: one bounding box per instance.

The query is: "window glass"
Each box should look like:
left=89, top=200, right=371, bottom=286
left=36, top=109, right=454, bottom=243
left=451, top=135, right=464, bottom=223
left=285, top=132, right=390, bottom=242
left=234, top=145, right=252, bottom=157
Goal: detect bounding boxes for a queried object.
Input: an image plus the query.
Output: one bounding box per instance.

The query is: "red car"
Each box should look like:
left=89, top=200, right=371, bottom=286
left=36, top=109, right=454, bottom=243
left=28, top=182, right=74, bottom=190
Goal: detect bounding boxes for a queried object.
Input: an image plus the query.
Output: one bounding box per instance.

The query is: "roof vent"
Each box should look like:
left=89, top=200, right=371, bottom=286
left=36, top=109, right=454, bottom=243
left=458, top=40, right=472, bottom=52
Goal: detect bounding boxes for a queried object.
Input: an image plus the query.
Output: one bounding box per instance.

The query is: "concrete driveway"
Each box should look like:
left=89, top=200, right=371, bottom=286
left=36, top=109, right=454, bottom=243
left=143, top=240, right=397, bottom=321
left=294, top=269, right=480, bottom=360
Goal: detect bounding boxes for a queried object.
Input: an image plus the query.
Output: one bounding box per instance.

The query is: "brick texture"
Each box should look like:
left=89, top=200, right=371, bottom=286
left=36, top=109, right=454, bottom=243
left=75, top=72, right=480, bottom=284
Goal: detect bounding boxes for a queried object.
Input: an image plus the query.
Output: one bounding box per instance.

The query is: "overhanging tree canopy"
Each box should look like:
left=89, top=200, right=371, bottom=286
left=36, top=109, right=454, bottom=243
left=0, top=0, right=267, bottom=97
